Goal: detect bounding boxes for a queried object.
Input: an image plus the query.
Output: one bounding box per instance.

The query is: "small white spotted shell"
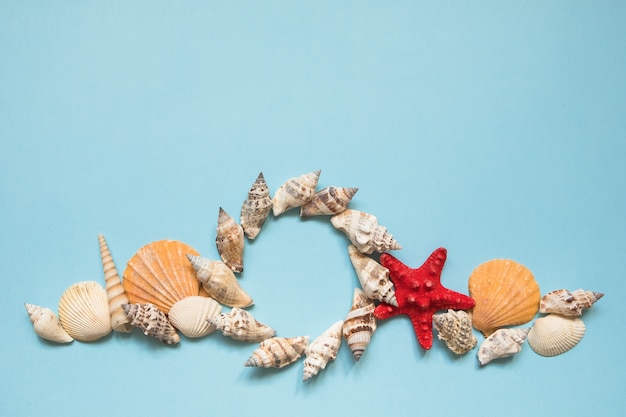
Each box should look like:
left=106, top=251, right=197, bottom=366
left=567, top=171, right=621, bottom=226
left=331, top=209, right=401, bottom=254
left=209, top=307, right=276, bottom=342
left=24, top=303, right=73, bottom=343
left=300, top=186, right=358, bottom=217
left=342, top=288, right=377, bottom=361
left=167, top=296, right=222, bottom=338
left=122, top=302, right=180, bottom=345
left=477, top=327, right=530, bottom=366
left=539, top=289, right=604, bottom=317
left=272, top=170, right=321, bottom=216
left=527, top=314, right=586, bottom=357
left=240, top=172, right=273, bottom=240
left=303, top=320, right=343, bottom=381
left=244, top=336, right=309, bottom=368
left=58, top=281, right=112, bottom=342
left=347, top=245, right=397, bottom=306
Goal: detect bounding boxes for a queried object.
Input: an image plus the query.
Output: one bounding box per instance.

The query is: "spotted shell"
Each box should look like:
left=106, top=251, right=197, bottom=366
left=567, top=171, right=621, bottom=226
left=300, top=186, right=358, bottom=217
left=24, top=303, right=73, bottom=343
left=342, top=288, right=377, bottom=361
left=244, top=336, right=309, bottom=368
left=477, top=327, right=530, bottom=366
left=216, top=207, right=245, bottom=273
left=539, top=289, right=604, bottom=317
left=167, top=296, right=222, bottom=338
left=331, top=209, right=401, bottom=254
left=186, top=255, right=253, bottom=308
left=527, top=314, right=586, bottom=357
left=209, top=307, right=276, bottom=342
left=98, top=234, right=132, bottom=333
left=122, top=302, right=180, bottom=345
left=240, top=172, right=273, bottom=240
left=58, top=281, right=112, bottom=342
left=347, top=245, right=397, bottom=306
left=433, top=309, right=477, bottom=355
left=272, top=170, right=321, bottom=216
left=303, top=320, right=343, bottom=381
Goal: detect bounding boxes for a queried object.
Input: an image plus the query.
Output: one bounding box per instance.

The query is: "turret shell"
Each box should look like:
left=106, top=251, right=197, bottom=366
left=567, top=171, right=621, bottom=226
left=433, top=309, right=477, bottom=355
left=300, top=186, right=358, bottom=217
left=331, top=209, right=401, bottom=254
left=527, top=314, right=586, bottom=357
left=240, top=172, right=273, bottom=240
left=58, top=281, right=112, bottom=342
left=342, top=288, right=377, bottom=361
left=539, top=289, right=604, bottom=317
left=122, top=302, right=180, bottom=345
left=210, top=307, right=276, bottom=342
left=244, top=336, right=309, bottom=368
left=347, top=245, right=397, bottom=306
left=216, top=207, right=245, bottom=273
left=98, top=234, right=132, bottom=333
left=272, top=170, right=321, bottom=216
left=168, top=296, right=222, bottom=338
left=477, top=327, right=530, bottom=366
left=24, top=303, right=73, bottom=343
left=303, top=320, right=343, bottom=381
left=187, top=255, right=254, bottom=308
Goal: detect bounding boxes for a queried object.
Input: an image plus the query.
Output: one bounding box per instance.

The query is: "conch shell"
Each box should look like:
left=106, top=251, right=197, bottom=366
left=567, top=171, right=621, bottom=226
left=303, top=320, right=343, bottom=381
left=433, top=309, right=477, bottom=355
left=98, top=234, right=132, bottom=333
left=209, top=307, right=276, bottom=342
left=244, top=336, right=309, bottom=368
left=342, top=288, right=377, bottom=361
left=24, top=303, right=73, bottom=343
left=122, top=302, right=180, bottom=345
left=186, top=255, right=253, bottom=308
left=477, top=327, right=530, bottom=366
left=300, top=186, right=358, bottom=217
left=58, top=281, right=112, bottom=342
left=331, top=209, right=401, bottom=254
left=272, top=170, right=321, bottom=216
left=216, top=207, right=245, bottom=273
left=168, top=296, right=222, bottom=338
left=539, top=289, right=604, bottom=317
left=347, top=245, right=397, bottom=306
left=240, top=172, right=273, bottom=240
left=527, top=314, right=586, bottom=357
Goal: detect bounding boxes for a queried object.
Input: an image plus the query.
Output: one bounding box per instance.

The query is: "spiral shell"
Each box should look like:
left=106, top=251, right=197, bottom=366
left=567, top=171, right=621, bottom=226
left=209, top=307, right=276, bottom=342
left=98, top=234, right=132, bottom=333
left=303, top=320, right=343, bottom=381
left=477, top=327, right=530, bottom=366
left=186, top=255, right=254, bottom=308
left=168, top=296, right=222, bottom=338
left=240, top=172, right=273, bottom=240
left=216, top=207, right=245, bottom=273
left=433, top=309, right=477, bottom=355
left=342, top=288, right=377, bottom=361
left=300, top=186, right=358, bottom=217
left=122, top=302, right=180, bottom=345
left=272, top=170, right=321, bottom=216
left=539, top=289, right=604, bottom=317
left=527, top=314, right=586, bottom=357
left=244, top=336, right=309, bottom=368
left=58, top=281, right=112, bottom=342
left=347, top=245, right=397, bottom=307
left=24, top=303, right=73, bottom=343
left=331, top=209, right=401, bottom=254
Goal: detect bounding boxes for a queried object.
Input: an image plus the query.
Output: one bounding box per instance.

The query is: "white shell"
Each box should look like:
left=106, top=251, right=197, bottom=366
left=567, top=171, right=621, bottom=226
left=527, top=314, right=586, bottom=357
left=331, top=209, right=401, bottom=254
left=300, top=186, right=358, bottom=217
left=244, top=336, right=309, bottom=368
left=477, top=327, right=530, bottom=366
left=58, top=281, right=112, bottom=342
left=98, top=234, right=132, bottom=333
left=347, top=245, right=397, bottom=306
left=342, top=288, right=377, bottom=361
left=272, top=170, right=321, bottom=216
left=433, top=309, right=477, bottom=355
left=122, top=302, right=180, bottom=345
left=209, top=307, right=276, bottom=342
left=187, top=255, right=254, bottom=308
left=168, top=296, right=222, bottom=338
left=240, top=172, right=273, bottom=240
left=539, top=289, right=604, bottom=317
left=216, top=207, right=245, bottom=273
left=303, top=320, right=343, bottom=381
left=24, top=303, right=73, bottom=343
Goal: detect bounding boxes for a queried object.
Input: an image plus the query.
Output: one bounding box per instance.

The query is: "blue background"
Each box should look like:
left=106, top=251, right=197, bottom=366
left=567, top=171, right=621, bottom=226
left=2, top=2, right=625, bottom=416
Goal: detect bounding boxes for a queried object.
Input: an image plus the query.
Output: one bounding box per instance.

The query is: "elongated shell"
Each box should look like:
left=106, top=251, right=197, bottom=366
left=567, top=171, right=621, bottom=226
left=331, top=209, right=401, bottom=254
left=347, top=245, right=397, bottom=306
left=58, top=281, right=112, bottom=342
left=300, top=186, right=358, bottom=217
left=24, top=303, right=73, bottom=343
left=187, top=255, right=254, bottom=308
left=122, top=302, right=180, bottom=345
left=477, top=327, right=530, bottom=366
left=168, top=296, right=222, bottom=338
left=216, top=207, right=245, bottom=273
left=539, top=289, right=604, bottom=317
left=209, top=307, right=275, bottom=342
left=303, top=320, right=343, bottom=381
left=468, top=259, right=540, bottom=336
left=433, top=309, right=477, bottom=355
left=98, top=234, right=132, bottom=333
left=272, top=170, right=321, bottom=216
left=244, top=336, right=309, bottom=368
left=342, top=288, right=377, bottom=361
left=527, top=314, right=586, bottom=357
left=240, top=172, right=273, bottom=240
left=122, top=240, right=201, bottom=314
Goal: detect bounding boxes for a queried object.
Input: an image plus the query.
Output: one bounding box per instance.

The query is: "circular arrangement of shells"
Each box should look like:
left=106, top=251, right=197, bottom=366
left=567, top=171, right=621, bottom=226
left=25, top=170, right=604, bottom=380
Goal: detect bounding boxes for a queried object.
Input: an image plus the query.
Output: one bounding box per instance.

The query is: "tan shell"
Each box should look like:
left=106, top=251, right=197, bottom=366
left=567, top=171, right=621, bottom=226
left=330, top=209, right=401, bottom=254
left=240, top=172, right=273, bottom=240
left=300, top=186, right=358, bottom=217
left=244, top=336, right=309, bottom=368
left=468, top=259, right=540, bottom=336
left=272, top=170, right=321, bottom=216
left=527, top=314, right=586, bottom=357
left=209, top=307, right=276, bottom=342
left=168, top=296, right=222, bottom=338
left=122, top=302, right=180, bottom=345
left=342, top=288, right=377, bottom=361
left=98, top=234, right=132, bottom=333
left=477, top=327, right=530, bottom=366
left=303, top=320, right=343, bottom=381
left=24, top=303, right=73, bottom=343
left=539, top=289, right=604, bottom=317
left=433, top=309, right=477, bottom=355
left=186, top=255, right=253, bottom=308
left=347, top=245, right=397, bottom=306
left=58, top=281, right=112, bottom=342
left=216, top=207, right=245, bottom=273
left=122, top=240, right=201, bottom=314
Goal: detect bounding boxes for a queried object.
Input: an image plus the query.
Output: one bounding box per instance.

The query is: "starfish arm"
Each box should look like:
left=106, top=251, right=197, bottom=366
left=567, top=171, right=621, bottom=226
left=410, top=310, right=435, bottom=350
left=379, top=253, right=407, bottom=280
left=374, top=303, right=399, bottom=320
left=437, top=288, right=476, bottom=311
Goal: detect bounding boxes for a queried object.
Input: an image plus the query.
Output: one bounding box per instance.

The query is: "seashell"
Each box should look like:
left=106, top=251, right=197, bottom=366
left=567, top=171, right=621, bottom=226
left=477, top=327, right=530, bottom=366
left=539, top=289, right=604, bottom=317
left=300, top=186, right=358, bottom=217
left=216, top=207, right=245, bottom=273
left=433, top=309, right=477, bottom=355
left=330, top=209, right=401, bottom=254
left=240, top=172, right=273, bottom=240
left=342, top=288, right=377, bottom=361
left=122, top=240, right=201, bottom=314
left=209, top=307, right=275, bottom=342
left=122, top=302, right=180, bottom=345
left=186, top=255, right=254, bottom=308
left=527, top=314, right=586, bottom=357
left=58, top=281, right=112, bottom=342
left=468, top=259, right=540, bottom=337
left=168, top=296, right=222, bottom=338
left=98, top=234, right=132, bottom=333
left=24, top=303, right=73, bottom=343
left=272, top=170, right=321, bottom=216
left=347, top=245, right=397, bottom=306
left=244, top=336, right=309, bottom=368
left=303, top=320, right=344, bottom=381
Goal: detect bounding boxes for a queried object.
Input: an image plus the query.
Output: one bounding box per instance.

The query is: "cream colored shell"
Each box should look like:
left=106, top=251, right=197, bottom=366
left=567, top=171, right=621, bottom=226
left=240, top=172, right=273, bottom=240
left=300, top=186, right=358, bottom=217
left=244, top=336, right=309, bottom=368
left=477, top=327, right=530, bottom=366
left=303, top=320, right=343, bottom=381
left=122, top=302, right=180, bottom=345
left=58, top=281, right=112, bottom=342
left=347, top=244, right=397, bottom=306
left=433, top=309, right=477, bottom=355
left=24, top=303, right=74, bottom=343
left=98, top=234, right=132, bottom=333
left=331, top=209, right=401, bottom=254
left=342, top=288, right=377, bottom=361
left=272, top=170, right=321, bottom=216
left=209, top=307, right=275, bottom=342
left=527, top=314, right=586, bottom=357
left=168, top=296, right=222, bottom=338
left=539, top=289, right=604, bottom=317
left=216, top=207, right=245, bottom=273
left=187, top=255, right=253, bottom=308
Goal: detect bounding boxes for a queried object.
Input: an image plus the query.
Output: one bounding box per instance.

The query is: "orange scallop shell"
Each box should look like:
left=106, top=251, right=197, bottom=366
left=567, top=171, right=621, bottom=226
left=122, top=240, right=201, bottom=314
left=468, top=259, right=540, bottom=336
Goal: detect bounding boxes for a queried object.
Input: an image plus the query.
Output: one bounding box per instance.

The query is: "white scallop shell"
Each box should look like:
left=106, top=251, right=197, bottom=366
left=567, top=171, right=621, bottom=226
left=303, top=320, right=343, bottom=381
left=58, top=281, right=112, bottom=342
left=477, top=327, right=530, bottom=366
left=347, top=245, right=397, bottom=306
left=527, top=314, right=586, bottom=357
left=24, top=303, right=73, bottom=343
left=331, top=209, right=401, bottom=254
left=209, top=307, right=276, bottom=342
left=122, top=302, right=180, bottom=345
left=98, top=234, right=132, bottom=333
left=244, top=336, right=309, bottom=368
left=539, top=289, right=604, bottom=317
left=272, top=170, right=321, bottom=216
left=216, top=207, right=245, bottom=273
left=168, top=296, right=222, bottom=338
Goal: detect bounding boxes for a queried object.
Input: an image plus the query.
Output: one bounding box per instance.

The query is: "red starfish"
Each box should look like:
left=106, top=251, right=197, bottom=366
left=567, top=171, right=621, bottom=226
left=374, top=248, right=475, bottom=350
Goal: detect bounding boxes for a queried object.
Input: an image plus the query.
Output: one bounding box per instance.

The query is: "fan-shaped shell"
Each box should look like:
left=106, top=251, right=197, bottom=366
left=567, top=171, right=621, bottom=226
left=330, top=209, right=401, bottom=254
left=342, top=288, right=377, bottom=361
left=98, top=234, right=132, bottom=333
left=122, top=302, right=180, bottom=345
left=539, top=289, right=604, bottom=317
left=209, top=307, right=275, bottom=342
left=468, top=259, right=540, bottom=336
left=187, top=255, right=254, bottom=308
left=347, top=245, right=397, bottom=306
left=244, top=336, right=309, bottom=368
left=240, top=172, right=273, bottom=240
left=477, top=327, right=530, bottom=366
left=272, top=170, right=321, bottom=216
left=300, top=186, right=358, bottom=217
left=303, top=320, right=343, bottom=381
left=122, top=240, right=201, bottom=314
left=24, top=303, right=73, bottom=343
left=168, top=296, right=222, bottom=338
left=216, top=207, right=245, bottom=273
left=58, top=281, right=112, bottom=342
left=527, top=314, right=586, bottom=357
left=433, top=309, right=477, bottom=355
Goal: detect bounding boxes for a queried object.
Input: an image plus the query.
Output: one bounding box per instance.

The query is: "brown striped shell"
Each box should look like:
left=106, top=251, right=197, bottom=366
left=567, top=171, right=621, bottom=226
left=300, top=186, right=358, bottom=217
left=98, top=234, right=132, bottom=333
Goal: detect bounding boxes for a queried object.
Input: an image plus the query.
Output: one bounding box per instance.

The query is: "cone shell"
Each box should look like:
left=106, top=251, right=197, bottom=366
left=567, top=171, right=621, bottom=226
left=209, top=307, right=276, bottom=342
left=122, top=302, right=180, bottom=345
left=433, top=309, right=477, bottom=355
left=539, top=289, right=604, bottom=317
left=477, top=327, right=530, bottom=366
left=303, top=320, right=343, bottom=381
left=58, top=281, right=112, bottom=342
left=240, top=172, right=273, bottom=240
left=98, top=234, right=132, bottom=333
left=24, top=303, right=73, bottom=343
left=168, top=296, right=222, bottom=338
left=122, top=240, right=201, bottom=314
left=300, top=186, right=358, bottom=217
left=244, top=336, right=309, bottom=368
left=331, top=209, right=401, bottom=254
left=187, top=255, right=254, bottom=308
left=468, top=259, right=540, bottom=336
left=216, top=207, right=245, bottom=273
left=527, top=314, right=586, bottom=357
left=272, top=170, right=321, bottom=216
left=342, top=288, right=377, bottom=361
left=347, top=245, right=397, bottom=306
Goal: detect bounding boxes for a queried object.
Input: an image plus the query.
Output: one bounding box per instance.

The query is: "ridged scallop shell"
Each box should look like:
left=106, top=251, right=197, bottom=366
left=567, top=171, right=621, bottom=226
left=433, top=309, right=477, bottom=355
left=24, top=303, right=73, bottom=343
left=58, top=281, right=112, bottom=342
left=477, top=327, right=530, bottom=366
left=216, top=207, right=245, bottom=273
left=342, top=288, right=377, bottom=361
left=347, top=245, right=397, bottom=306
left=272, top=170, right=321, bottom=216
left=300, top=186, right=358, bottom=217
left=303, top=320, right=343, bottom=381
left=98, top=234, right=132, bottom=333
left=468, top=259, right=540, bottom=336
left=186, top=255, right=254, bottom=308
left=244, top=336, right=309, bottom=368
left=331, top=209, right=402, bottom=254
left=240, top=172, right=273, bottom=240
left=209, top=307, right=275, bottom=342
left=122, top=240, right=201, bottom=314
left=122, top=302, right=180, bottom=345
left=539, top=289, right=604, bottom=317
left=168, top=296, right=222, bottom=338
left=527, top=314, right=586, bottom=357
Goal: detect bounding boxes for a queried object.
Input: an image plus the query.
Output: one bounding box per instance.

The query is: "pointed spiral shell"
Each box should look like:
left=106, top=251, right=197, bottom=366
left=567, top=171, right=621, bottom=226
left=98, top=234, right=132, bottom=333
left=244, top=336, right=309, bottom=368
